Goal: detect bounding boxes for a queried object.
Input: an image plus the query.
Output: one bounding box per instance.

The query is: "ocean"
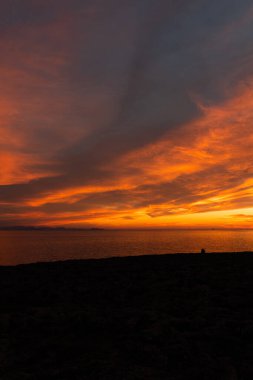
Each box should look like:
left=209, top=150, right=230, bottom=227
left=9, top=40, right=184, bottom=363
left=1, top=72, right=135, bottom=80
left=0, top=229, right=253, bottom=265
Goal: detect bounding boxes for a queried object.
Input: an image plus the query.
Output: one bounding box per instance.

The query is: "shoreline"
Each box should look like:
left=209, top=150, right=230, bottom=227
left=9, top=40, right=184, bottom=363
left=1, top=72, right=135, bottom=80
left=0, top=250, right=252, bottom=268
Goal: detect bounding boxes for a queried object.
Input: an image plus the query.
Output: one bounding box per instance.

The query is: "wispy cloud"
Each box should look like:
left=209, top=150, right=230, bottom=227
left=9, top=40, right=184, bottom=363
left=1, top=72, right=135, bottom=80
left=1, top=0, right=253, bottom=228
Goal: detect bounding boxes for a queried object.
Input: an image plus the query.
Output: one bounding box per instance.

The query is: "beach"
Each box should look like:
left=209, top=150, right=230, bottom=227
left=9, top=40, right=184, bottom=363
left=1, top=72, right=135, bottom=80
left=1, top=252, right=253, bottom=379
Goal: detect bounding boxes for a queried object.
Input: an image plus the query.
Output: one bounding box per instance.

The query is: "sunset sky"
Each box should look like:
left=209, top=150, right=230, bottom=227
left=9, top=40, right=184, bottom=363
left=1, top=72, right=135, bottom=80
left=1, top=0, right=253, bottom=229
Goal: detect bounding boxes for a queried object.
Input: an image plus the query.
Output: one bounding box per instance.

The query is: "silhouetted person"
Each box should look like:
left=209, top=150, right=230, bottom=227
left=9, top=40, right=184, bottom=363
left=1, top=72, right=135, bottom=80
left=201, top=248, right=206, bottom=254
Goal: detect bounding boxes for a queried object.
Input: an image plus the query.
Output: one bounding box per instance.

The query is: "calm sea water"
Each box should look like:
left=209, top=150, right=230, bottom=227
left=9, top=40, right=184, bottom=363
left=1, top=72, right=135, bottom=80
left=0, top=229, right=253, bottom=265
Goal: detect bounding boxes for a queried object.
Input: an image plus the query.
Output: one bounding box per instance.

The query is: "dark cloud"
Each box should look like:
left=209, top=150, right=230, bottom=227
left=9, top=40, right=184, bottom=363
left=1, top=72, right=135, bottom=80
left=1, top=0, right=253, bottom=226
left=56, top=0, right=253, bottom=183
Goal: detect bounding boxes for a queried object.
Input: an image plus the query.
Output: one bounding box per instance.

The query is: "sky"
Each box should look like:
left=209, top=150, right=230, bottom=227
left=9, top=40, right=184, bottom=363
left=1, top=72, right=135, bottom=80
left=1, top=0, right=253, bottom=229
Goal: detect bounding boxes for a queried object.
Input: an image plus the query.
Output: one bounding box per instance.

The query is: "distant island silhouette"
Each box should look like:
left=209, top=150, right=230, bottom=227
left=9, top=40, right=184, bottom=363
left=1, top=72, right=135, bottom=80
left=0, top=226, right=105, bottom=231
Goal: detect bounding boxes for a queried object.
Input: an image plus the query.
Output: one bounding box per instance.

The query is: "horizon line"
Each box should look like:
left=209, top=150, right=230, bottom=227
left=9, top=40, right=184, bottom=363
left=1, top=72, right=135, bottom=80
left=1, top=226, right=253, bottom=231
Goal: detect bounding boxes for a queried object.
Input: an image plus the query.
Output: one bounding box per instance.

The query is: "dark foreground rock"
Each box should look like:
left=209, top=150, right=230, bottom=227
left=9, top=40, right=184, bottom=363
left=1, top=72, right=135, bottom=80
left=0, top=253, right=253, bottom=379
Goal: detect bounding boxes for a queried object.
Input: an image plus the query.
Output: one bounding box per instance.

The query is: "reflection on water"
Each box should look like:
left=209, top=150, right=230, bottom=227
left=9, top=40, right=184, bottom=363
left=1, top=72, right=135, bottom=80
left=0, top=229, right=253, bottom=265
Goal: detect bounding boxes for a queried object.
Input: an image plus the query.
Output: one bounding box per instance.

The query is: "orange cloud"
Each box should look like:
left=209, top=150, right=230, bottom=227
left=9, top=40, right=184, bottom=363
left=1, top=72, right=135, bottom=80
left=27, top=182, right=135, bottom=207
left=23, top=80, right=253, bottom=228
left=1, top=2, right=253, bottom=229
left=0, top=10, right=97, bottom=186
left=0, top=152, right=58, bottom=185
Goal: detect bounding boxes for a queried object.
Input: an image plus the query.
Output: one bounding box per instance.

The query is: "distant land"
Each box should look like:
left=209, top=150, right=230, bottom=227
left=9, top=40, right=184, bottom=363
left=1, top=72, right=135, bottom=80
left=0, top=226, right=105, bottom=231
left=0, top=226, right=253, bottom=231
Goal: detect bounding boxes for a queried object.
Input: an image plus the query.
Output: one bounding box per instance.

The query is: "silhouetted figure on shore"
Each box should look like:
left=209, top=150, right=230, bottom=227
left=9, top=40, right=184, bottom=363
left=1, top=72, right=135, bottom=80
left=201, top=248, right=206, bottom=254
